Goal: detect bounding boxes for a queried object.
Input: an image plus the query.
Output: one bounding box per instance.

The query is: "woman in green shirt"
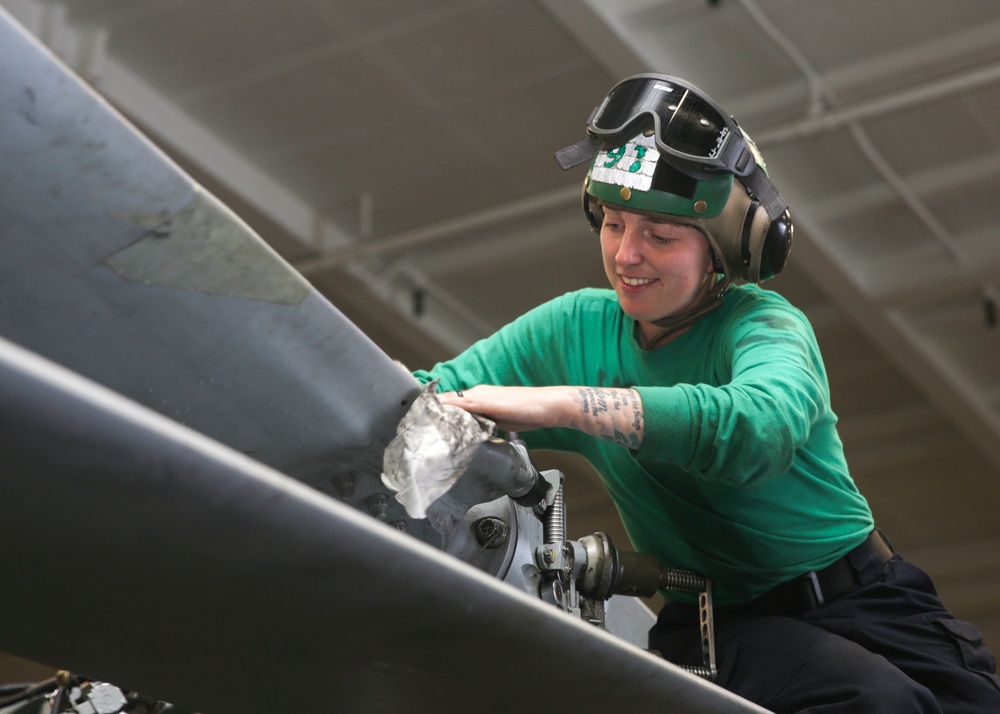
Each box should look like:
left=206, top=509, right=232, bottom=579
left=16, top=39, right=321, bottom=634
left=416, top=74, right=999, bottom=712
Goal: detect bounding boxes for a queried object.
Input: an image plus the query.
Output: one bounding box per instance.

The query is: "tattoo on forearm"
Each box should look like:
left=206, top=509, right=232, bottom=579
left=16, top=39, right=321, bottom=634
left=576, top=387, right=644, bottom=449
left=578, top=387, right=608, bottom=417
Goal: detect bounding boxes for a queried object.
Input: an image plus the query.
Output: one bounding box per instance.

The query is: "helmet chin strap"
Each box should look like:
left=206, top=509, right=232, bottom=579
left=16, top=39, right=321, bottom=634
left=636, top=276, right=733, bottom=351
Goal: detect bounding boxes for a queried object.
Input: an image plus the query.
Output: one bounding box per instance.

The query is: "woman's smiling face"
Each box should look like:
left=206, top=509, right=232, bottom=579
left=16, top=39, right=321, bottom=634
left=600, top=206, right=716, bottom=339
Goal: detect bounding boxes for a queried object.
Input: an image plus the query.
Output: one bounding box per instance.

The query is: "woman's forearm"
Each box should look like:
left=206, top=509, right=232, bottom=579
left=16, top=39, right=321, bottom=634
left=437, top=384, right=644, bottom=449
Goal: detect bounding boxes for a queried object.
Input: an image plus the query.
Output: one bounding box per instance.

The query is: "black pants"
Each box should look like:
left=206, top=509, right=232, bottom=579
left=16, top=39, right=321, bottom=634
left=649, top=539, right=1000, bottom=712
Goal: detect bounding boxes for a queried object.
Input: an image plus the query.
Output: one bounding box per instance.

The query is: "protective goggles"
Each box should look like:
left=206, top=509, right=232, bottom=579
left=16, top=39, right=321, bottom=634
left=555, top=73, right=787, bottom=220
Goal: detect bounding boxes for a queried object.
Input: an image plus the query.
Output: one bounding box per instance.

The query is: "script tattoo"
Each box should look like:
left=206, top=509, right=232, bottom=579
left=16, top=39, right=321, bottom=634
left=576, top=387, right=643, bottom=450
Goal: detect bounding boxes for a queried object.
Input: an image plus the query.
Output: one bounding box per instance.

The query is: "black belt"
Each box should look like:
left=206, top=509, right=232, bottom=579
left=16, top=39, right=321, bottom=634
left=726, top=530, right=895, bottom=617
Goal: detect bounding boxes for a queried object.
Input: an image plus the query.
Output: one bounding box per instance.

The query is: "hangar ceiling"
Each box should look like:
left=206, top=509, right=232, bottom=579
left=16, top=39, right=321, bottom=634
left=3, top=0, right=1000, bottom=663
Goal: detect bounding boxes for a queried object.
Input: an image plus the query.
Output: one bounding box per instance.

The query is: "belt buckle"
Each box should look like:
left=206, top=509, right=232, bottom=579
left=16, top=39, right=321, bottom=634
left=805, top=570, right=825, bottom=608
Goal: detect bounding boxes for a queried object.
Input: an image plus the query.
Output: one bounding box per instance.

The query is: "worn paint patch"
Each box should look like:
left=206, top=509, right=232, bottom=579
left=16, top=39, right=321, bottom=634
left=104, top=189, right=310, bottom=305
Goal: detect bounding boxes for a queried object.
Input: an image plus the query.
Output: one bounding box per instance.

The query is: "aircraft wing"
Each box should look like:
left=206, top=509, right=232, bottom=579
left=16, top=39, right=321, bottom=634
left=0, top=4, right=417, bottom=499
left=0, top=337, right=765, bottom=714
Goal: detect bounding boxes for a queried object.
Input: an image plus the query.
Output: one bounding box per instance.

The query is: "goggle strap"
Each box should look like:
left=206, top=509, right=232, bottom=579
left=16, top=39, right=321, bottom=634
left=741, top=166, right=788, bottom=221
left=719, top=139, right=756, bottom=178
left=554, top=136, right=601, bottom=171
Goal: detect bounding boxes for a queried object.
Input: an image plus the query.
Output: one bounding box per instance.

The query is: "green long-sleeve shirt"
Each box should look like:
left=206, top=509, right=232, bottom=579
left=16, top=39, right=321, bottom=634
left=414, top=285, right=873, bottom=605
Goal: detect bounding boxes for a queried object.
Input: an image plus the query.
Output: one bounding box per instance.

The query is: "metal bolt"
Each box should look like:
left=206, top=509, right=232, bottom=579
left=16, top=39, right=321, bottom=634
left=333, top=472, right=359, bottom=499
left=562, top=543, right=574, bottom=575
left=473, top=517, right=509, bottom=548
left=365, top=493, right=389, bottom=520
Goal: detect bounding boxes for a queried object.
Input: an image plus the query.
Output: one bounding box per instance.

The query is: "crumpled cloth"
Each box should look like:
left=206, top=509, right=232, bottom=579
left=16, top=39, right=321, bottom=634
left=381, top=381, right=494, bottom=519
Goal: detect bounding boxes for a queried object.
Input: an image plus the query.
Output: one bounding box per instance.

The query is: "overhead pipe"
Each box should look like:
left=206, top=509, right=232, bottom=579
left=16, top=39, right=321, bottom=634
left=754, top=62, right=1000, bottom=147
left=740, top=0, right=976, bottom=264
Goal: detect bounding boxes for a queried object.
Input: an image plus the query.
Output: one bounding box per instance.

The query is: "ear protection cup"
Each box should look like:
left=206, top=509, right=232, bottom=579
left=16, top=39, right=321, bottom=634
left=759, top=210, right=793, bottom=281
left=734, top=199, right=793, bottom=282
left=711, top=186, right=793, bottom=283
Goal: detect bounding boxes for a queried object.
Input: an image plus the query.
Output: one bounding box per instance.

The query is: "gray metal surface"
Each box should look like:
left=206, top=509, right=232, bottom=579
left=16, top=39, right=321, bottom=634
left=0, top=338, right=767, bottom=714
left=0, top=9, right=418, bottom=501
left=0, top=9, right=766, bottom=712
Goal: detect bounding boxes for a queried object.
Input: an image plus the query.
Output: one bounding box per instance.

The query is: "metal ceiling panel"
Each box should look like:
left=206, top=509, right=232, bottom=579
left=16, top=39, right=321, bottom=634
left=758, top=0, right=1000, bottom=73
left=101, top=1, right=344, bottom=97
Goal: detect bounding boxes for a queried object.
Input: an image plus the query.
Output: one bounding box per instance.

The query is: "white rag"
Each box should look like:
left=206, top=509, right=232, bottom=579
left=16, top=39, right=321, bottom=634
left=381, top=382, right=494, bottom=519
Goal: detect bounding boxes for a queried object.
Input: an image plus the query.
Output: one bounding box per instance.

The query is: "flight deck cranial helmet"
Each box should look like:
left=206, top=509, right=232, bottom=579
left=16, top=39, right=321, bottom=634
left=555, top=73, right=793, bottom=284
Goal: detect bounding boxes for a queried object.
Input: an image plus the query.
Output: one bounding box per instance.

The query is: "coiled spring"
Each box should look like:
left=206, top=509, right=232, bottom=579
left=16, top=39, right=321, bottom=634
left=544, top=484, right=566, bottom=544
left=660, top=568, right=707, bottom=593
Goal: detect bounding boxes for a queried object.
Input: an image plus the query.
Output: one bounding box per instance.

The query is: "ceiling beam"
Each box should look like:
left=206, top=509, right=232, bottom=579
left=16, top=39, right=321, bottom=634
left=808, top=149, right=1000, bottom=224
left=731, top=13, right=1000, bottom=137
left=98, top=56, right=355, bottom=255
left=537, top=0, right=647, bottom=78
left=755, top=60, right=1000, bottom=147
left=293, top=185, right=581, bottom=275
left=786, top=218, right=1000, bottom=470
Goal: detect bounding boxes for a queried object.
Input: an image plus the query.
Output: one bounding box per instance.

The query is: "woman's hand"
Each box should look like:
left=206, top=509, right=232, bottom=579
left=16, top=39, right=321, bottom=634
left=437, top=385, right=572, bottom=432
left=438, top=385, right=644, bottom=450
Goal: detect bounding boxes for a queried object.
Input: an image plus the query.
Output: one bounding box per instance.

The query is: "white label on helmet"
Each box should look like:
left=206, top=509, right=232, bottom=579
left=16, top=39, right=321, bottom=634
left=591, top=133, right=660, bottom=191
